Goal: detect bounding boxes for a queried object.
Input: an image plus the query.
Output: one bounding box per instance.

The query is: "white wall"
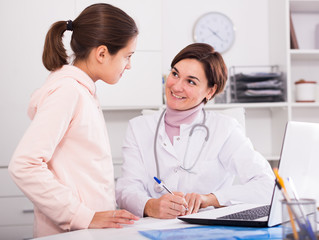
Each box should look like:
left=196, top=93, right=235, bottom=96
left=0, top=0, right=75, bottom=166
left=0, top=0, right=270, bottom=166
left=161, top=0, right=269, bottom=75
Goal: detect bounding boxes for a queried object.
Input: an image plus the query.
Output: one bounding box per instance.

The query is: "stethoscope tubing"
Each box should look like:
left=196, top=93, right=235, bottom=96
left=153, top=109, right=166, bottom=180
left=153, top=108, right=209, bottom=193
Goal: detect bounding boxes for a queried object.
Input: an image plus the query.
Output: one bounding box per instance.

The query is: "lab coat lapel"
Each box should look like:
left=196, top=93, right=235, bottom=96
left=156, top=116, right=178, bottom=160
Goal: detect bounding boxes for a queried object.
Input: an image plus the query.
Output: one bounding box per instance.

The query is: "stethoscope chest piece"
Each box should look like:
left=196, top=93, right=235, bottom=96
left=154, top=180, right=165, bottom=193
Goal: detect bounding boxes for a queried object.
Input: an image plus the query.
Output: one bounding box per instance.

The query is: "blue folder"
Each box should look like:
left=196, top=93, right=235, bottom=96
left=139, top=225, right=282, bottom=240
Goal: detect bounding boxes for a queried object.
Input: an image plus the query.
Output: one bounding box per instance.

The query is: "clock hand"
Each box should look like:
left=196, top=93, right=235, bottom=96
left=207, top=27, right=225, bottom=42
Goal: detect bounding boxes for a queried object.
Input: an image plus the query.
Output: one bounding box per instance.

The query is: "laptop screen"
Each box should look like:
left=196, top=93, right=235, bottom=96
left=268, top=121, right=319, bottom=226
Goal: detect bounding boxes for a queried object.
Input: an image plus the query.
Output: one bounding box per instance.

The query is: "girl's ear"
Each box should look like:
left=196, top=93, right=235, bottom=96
left=96, top=45, right=109, bottom=63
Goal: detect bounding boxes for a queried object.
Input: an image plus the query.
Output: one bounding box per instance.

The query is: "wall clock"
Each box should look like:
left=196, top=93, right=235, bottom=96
left=193, top=12, right=235, bottom=53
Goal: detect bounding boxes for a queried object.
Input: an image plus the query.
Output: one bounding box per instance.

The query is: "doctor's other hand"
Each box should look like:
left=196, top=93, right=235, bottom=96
left=89, top=209, right=139, bottom=229
left=144, top=192, right=188, bottom=219
left=184, top=193, right=221, bottom=214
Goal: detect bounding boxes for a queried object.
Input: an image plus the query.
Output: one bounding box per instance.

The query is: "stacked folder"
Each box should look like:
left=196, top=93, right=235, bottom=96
left=230, top=66, right=285, bottom=103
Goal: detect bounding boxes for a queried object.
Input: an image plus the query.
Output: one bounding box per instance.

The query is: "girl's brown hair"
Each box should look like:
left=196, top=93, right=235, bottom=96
left=42, top=3, right=139, bottom=71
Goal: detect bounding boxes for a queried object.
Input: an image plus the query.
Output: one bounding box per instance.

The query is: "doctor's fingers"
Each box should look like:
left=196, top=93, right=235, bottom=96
left=170, top=192, right=188, bottom=208
left=172, top=191, right=185, bottom=197
left=169, top=201, right=187, bottom=215
left=167, top=207, right=184, bottom=218
left=163, top=202, right=185, bottom=218
left=185, top=193, right=202, bottom=214
left=155, top=200, right=183, bottom=218
left=158, top=196, right=186, bottom=213
left=159, top=192, right=187, bottom=209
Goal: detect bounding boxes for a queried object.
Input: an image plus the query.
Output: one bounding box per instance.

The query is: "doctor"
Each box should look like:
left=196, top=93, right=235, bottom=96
left=116, top=43, right=275, bottom=219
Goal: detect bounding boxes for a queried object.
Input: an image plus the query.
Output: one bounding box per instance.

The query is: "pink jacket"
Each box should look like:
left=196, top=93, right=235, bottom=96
left=9, top=65, right=116, bottom=237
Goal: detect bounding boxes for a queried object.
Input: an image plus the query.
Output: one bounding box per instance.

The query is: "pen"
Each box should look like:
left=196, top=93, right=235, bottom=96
left=153, top=177, right=188, bottom=211
left=287, top=177, right=316, bottom=240
left=273, top=168, right=299, bottom=240
left=153, top=176, right=174, bottom=194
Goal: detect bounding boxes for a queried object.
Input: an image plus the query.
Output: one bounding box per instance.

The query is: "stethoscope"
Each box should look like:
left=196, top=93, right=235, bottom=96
left=153, top=108, right=210, bottom=193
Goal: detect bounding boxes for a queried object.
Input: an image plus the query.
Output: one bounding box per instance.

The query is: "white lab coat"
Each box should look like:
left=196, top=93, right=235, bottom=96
left=116, top=110, right=275, bottom=217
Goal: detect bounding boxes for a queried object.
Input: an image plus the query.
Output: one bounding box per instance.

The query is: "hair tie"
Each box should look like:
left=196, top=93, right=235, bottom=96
left=66, top=20, right=73, bottom=31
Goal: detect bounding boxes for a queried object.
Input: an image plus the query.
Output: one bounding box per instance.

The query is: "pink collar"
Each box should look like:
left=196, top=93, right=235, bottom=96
left=164, top=103, right=204, bottom=144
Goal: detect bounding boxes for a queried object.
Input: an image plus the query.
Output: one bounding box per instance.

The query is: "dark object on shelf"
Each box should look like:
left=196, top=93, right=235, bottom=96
left=230, top=65, right=286, bottom=103
left=290, top=12, right=299, bottom=49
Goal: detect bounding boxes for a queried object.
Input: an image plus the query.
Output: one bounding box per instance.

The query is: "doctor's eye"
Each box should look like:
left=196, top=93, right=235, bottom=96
left=171, top=70, right=179, bottom=78
left=187, top=79, right=196, bottom=85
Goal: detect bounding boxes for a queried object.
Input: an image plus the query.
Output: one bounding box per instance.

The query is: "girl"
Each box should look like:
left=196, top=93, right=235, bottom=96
left=9, top=3, right=139, bottom=237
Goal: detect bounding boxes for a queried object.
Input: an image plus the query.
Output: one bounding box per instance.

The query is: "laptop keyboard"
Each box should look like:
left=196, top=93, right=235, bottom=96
left=217, top=205, right=270, bottom=220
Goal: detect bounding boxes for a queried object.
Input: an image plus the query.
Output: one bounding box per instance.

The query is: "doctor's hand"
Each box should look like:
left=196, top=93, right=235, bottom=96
left=89, top=209, right=139, bottom=229
left=184, top=193, right=221, bottom=215
left=144, top=192, right=188, bottom=219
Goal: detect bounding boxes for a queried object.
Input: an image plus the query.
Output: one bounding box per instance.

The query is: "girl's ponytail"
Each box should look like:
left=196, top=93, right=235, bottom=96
left=42, top=21, right=69, bottom=71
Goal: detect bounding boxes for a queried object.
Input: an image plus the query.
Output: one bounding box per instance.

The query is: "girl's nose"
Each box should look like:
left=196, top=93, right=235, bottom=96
left=126, top=59, right=132, bottom=70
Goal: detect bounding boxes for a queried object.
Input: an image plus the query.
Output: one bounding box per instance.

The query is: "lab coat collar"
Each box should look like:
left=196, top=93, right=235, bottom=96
left=156, top=107, right=206, bottom=138
left=155, top=108, right=206, bottom=160
left=179, top=108, right=205, bottom=132
left=155, top=109, right=170, bottom=142
left=155, top=110, right=178, bottom=158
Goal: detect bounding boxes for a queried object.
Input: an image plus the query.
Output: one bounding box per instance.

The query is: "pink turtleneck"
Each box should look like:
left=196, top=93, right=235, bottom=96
left=164, top=103, right=204, bottom=144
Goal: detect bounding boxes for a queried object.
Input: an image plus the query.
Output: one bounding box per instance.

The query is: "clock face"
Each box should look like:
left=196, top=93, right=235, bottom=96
left=193, top=12, right=235, bottom=53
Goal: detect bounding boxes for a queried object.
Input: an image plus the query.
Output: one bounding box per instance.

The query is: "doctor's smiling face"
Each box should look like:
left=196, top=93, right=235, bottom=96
left=166, top=43, right=228, bottom=111
left=165, top=58, right=216, bottom=111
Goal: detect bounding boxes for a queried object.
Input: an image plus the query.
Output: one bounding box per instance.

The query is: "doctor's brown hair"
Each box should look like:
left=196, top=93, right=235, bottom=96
left=170, top=43, right=227, bottom=102
left=42, top=3, right=139, bottom=71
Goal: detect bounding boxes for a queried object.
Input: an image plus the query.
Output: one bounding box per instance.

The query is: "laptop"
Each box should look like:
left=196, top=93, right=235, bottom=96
left=179, top=121, right=319, bottom=227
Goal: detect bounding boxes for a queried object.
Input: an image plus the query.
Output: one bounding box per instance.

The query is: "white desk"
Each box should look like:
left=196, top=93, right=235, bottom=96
left=32, top=218, right=199, bottom=240
left=31, top=217, right=287, bottom=240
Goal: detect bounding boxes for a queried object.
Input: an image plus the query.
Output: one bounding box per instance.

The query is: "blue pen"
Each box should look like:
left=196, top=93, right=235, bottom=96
left=287, top=177, right=316, bottom=240
left=153, top=177, right=189, bottom=211
left=153, top=177, right=174, bottom=195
